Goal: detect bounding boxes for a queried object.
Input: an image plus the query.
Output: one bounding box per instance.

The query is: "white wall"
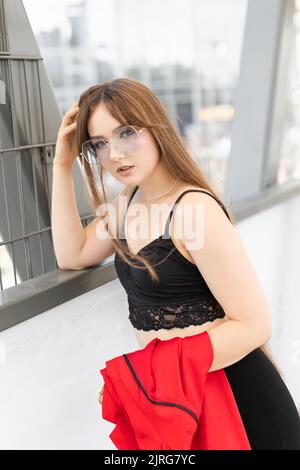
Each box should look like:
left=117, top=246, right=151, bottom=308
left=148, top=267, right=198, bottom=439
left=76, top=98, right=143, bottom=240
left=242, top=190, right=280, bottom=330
left=236, top=193, right=300, bottom=408
left=0, top=277, right=139, bottom=450
left=0, top=193, right=299, bottom=449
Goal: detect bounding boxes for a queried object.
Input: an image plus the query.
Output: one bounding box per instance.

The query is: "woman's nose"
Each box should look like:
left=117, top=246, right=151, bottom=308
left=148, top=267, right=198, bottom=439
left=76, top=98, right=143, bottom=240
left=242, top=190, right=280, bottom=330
left=109, top=142, right=125, bottom=161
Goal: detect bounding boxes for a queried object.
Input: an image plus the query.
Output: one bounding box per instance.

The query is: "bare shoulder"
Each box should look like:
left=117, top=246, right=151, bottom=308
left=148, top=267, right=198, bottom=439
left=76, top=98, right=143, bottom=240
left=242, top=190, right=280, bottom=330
left=168, top=185, right=223, bottom=261
left=172, top=185, right=231, bottom=246
left=175, top=185, right=228, bottom=222
left=171, top=184, right=225, bottom=232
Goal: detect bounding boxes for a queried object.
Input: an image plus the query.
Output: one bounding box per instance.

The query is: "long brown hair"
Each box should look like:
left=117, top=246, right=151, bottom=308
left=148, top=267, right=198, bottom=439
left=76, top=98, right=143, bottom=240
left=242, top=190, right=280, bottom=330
left=75, top=77, right=282, bottom=377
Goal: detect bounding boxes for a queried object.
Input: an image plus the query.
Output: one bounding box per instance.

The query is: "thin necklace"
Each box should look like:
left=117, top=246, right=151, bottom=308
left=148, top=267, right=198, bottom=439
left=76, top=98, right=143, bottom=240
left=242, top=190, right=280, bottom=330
left=140, top=180, right=178, bottom=201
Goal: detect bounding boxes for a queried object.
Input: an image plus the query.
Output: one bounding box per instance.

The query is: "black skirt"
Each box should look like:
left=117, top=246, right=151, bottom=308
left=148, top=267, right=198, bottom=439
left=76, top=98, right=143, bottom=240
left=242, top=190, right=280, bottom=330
left=223, top=347, right=300, bottom=450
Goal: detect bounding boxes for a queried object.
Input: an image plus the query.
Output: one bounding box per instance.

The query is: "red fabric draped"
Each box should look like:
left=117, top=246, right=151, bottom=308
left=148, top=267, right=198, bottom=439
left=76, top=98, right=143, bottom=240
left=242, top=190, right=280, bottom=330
left=99, top=331, right=251, bottom=450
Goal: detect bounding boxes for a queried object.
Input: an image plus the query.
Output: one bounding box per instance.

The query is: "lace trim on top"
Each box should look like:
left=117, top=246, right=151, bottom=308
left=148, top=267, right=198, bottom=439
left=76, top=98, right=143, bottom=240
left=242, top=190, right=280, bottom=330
left=128, top=296, right=226, bottom=331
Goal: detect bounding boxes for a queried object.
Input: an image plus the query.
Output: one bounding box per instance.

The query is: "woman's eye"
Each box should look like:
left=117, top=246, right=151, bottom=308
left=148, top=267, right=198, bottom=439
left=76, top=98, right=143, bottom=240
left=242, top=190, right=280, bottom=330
left=120, top=128, right=134, bottom=138
left=94, top=140, right=106, bottom=149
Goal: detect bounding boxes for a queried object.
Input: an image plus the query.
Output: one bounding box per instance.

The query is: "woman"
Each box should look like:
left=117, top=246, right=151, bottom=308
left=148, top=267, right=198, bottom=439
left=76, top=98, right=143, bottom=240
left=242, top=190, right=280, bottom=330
left=51, top=77, right=300, bottom=450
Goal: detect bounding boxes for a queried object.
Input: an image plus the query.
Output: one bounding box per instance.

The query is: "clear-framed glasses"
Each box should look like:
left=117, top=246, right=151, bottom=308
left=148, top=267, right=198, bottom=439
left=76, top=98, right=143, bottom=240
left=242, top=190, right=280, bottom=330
left=80, top=125, right=144, bottom=167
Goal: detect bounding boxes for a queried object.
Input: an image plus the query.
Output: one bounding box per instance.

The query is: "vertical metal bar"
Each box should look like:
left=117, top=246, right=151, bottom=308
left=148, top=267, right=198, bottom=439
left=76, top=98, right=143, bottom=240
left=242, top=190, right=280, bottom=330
left=36, top=60, right=46, bottom=142
left=0, top=264, right=3, bottom=290
left=23, top=59, right=46, bottom=273
left=33, top=150, right=46, bottom=273
left=37, top=60, right=52, bottom=218
left=0, top=0, right=9, bottom=52
left=0, top=151, right=18, bottom=286
left=7, top=58, right=31, bottom=280
left=15, top=149, right=32, bottom=278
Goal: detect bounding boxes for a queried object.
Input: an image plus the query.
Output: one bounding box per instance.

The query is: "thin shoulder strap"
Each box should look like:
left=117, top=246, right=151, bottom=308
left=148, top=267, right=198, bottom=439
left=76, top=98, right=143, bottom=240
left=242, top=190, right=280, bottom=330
left=120, top=185, right=139, bottom=239
left=127, top=185, right=139, bottom=209
left=164, top=189, right=231, bottom=236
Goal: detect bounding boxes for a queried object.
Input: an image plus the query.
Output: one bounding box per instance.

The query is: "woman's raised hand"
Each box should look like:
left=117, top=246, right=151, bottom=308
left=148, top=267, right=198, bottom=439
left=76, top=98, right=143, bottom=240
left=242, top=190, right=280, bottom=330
left=54, top=102, right=80, bottom=167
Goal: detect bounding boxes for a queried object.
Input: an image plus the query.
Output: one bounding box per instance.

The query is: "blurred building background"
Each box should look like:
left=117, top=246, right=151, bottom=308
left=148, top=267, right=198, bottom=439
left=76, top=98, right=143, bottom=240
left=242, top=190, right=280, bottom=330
left=24, top=0, right=248, bottom=185
left=22, top=0, right=300, bottom=188
left=0, top=0, right=300, bottom=450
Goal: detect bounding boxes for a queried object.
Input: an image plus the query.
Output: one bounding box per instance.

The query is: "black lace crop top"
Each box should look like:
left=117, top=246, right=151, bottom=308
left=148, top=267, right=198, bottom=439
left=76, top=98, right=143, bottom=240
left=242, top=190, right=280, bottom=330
left=114, top=186, right=231, bottom=331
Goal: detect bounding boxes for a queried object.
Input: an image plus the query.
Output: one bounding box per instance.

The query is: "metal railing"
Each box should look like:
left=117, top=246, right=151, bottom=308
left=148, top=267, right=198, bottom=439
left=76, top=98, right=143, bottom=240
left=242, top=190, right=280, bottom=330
left=0, top=0, right=94, bottom=292
left=0, top=140, right=94, bottom=290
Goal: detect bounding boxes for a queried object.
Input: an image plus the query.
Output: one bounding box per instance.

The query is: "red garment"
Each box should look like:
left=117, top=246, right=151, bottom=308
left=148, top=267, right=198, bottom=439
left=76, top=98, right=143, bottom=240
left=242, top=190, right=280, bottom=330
left=99, top=331, right=251, bottom=450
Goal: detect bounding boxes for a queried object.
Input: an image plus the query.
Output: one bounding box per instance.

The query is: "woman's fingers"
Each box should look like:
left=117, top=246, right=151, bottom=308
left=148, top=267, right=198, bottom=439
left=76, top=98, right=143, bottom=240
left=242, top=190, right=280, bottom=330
left=97, top=385, right=104, bottom=405
left=61, top=103, right=79, bottom=127
left=63, top=121, right=77, bottom=135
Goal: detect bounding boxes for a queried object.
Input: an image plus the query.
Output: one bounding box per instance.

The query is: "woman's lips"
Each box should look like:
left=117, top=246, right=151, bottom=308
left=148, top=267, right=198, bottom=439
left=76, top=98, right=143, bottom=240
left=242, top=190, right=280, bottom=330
left=117, top=165, right=135, bottom=176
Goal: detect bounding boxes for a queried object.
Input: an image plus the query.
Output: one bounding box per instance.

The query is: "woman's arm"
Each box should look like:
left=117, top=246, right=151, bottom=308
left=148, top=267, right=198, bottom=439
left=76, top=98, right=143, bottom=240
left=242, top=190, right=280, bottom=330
left=177, top=192, right=272, bottom=373
left=51, top=161, right=87, bottom=269
left=51, top=160, right=128, bottom=269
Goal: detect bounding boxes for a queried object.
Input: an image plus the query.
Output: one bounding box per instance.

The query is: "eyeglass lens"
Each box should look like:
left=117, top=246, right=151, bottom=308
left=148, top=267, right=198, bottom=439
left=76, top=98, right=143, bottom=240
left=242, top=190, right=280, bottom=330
left=83, top=126, right=139, bottom=166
